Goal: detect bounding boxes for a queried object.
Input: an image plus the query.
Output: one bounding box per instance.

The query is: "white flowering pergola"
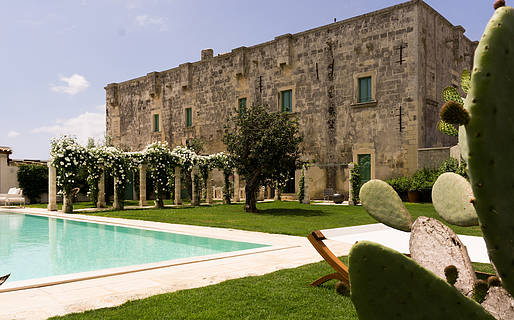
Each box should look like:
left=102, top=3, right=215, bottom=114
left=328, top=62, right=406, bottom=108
left=48, top=137, right=235, bottom=212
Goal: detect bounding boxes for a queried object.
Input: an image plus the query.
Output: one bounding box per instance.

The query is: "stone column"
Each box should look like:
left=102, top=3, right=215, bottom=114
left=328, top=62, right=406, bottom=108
left=274, top=183, right=281, bottom=201
left=139, top=164, right=147, bottom=207
left=206, top=171, right=213, bottom=204
left=302, top=167, right=310, bottom=204
left=257, top=186, right=265, bottom=201
left=174, top=167, right=182, bottom=205
left=348, top=162, right=355, bottom=205
left=191, top=166, right=200, bottom=206
left=48, top=162, right=57, bottom=211
left=113, top=177, right=124, bottom=210
left=97, top=169, right=106, bottom=208
left=233, top=171, right=240, bottom=202
left=266, top=186, right=272, bottom=199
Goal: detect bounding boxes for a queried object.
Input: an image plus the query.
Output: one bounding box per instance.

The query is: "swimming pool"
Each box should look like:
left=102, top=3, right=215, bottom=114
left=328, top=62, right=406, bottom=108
left=0, top=212, right=269, bottom=283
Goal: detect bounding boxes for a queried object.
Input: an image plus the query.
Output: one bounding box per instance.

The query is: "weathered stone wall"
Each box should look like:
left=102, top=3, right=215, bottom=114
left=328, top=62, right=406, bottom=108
left=106, top=0, right=475, bottom=198
left=417, top=2, right=477, bottom=149
left=418, top=147, right=451, bottom=169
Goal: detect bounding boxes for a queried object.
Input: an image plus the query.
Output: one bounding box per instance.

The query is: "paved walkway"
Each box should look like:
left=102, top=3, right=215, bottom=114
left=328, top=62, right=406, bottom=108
left=322, top=223, right=489, bottom=263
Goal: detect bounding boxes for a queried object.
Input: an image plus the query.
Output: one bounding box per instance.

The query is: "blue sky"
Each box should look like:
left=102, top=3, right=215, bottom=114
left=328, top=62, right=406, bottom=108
left=1, top=0, right=494, bottom=160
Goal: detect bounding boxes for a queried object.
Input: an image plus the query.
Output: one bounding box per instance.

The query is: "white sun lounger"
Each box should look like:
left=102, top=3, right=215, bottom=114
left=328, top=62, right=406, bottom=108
left=0, top=187, right=26, bottom=207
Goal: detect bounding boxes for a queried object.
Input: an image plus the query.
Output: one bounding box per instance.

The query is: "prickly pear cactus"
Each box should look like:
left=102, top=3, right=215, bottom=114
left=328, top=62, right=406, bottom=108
left=432, top=172, right=478, bottom=226
left=349, top=241, right=495, bottom=320
left=359, top=180, right=413, bottom=231
left=464, top=5, right=514, bottom=296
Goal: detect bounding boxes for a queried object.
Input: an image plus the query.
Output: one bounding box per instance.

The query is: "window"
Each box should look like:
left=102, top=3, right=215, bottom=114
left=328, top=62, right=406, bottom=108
left=185, top=108, right=192, bottom=127
left=281, top=89, right=292, bottom=112
left=358, top=77, right=372, bottom=103
left=238, top=97, right=247, bottom=116
left=153, top=114, right=160, bottom=132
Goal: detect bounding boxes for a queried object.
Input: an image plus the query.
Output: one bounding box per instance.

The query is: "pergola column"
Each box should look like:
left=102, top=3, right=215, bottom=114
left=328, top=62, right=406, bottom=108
left=47, top=162, right=57, bottom=211
left=97, top=169, right=106, bottom=208
left=139, top=164, right=147, bottom=207
left=274, top=182, right=281, bottom=201
left=191, top=166, right=200, bottom=206
left=302, top=166, right=310, bottom=204
left=113, top=177, right=122, bottom=210
left=174, top=166, right=182, bottom=205
left=233, top=171, right=240, bottom=202
left=206, top=170, right=213, bottom=204
left=257, top=186, right=265, bottom=201
left=348, top=162, right=355, bottom=205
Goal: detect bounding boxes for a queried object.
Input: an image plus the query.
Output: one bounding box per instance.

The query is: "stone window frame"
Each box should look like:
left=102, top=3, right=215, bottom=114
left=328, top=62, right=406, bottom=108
left=236, top=96, right=249, bottom=116
left=277, top=85, right=296, bottom=113
left=185, top=107, right=193, bottom=128
left=152, top=112, right=161, bottom=133
left=352, top=71, right=377, bottom=107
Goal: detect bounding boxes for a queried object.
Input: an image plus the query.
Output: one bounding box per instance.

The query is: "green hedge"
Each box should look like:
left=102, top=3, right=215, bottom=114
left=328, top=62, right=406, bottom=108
left=17, top=164, right=48, bottom=203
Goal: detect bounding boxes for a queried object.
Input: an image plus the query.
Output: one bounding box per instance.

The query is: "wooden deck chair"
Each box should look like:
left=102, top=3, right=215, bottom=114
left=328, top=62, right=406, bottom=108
left=0, top=273, right=10, bottom=286
left=307, top=230, right=349, bottom=287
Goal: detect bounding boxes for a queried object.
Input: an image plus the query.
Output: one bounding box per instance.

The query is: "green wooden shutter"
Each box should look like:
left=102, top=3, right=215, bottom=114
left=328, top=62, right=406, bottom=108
left=358, top=154, right=371, bottom=188
left=153, top=114, right=159, bottom=132
left=358, top=77, right=372, bottom=103
left=186, top=108, right=192, bottom=127
left=238, top=98, right=247, bottom=116
left=281, top=90, right=292, bottom=112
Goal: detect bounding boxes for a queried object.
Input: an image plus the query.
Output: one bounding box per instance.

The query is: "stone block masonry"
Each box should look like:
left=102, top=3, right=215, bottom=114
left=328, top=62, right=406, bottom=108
left=106, top=0, right=476, bottom=199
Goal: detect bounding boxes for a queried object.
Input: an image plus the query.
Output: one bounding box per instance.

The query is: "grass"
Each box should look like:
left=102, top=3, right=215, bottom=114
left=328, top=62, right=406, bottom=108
left=51, top=257, right=357, bottom=320
left=50, top=257, right=495, bottom=320
left=77, top=201, right=483, bottom=237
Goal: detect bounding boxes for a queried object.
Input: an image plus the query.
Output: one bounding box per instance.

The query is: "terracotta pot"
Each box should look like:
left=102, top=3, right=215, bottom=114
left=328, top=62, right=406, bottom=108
left=407, top=191, right=421, bottom=203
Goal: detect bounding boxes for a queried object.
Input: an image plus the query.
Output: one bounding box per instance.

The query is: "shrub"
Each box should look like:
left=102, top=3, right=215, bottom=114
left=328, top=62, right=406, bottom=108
left=297, top=168, right=305, bottom=203
left=386, top=176, right=411, bottom=198
left=17, top=164, right=48, bottom=203
left=350, top=163, right=361, bottom=205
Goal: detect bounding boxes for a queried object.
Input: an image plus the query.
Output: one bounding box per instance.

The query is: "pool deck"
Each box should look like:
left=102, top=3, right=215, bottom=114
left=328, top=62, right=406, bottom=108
left=0, top=207, right=352, bottom=320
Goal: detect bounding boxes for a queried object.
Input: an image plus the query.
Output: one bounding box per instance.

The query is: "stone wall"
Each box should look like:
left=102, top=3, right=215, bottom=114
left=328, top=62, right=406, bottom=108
left=106, top=0, right=475, bottom=199
left=417, top=147, right=451, bottom=170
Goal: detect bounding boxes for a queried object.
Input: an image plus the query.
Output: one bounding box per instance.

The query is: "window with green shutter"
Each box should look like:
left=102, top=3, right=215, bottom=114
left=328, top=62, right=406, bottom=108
left=358, top=77, right=372, bottom=103
left=238, top=97, right=247, bottom=116
left=186, top=108, right=192, bottom=127
left=281, top=89, right=292, bottom=112
left=153, top=114, right=159, bottom=132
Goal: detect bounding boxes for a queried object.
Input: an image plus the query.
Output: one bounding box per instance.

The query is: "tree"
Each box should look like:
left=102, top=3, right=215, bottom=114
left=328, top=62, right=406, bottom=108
left=17, top=164, right=48, bottom=204
left=223, top=105, right=303, bottom=213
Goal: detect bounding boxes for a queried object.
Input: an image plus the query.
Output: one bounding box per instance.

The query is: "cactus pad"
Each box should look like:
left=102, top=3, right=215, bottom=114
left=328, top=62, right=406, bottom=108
left=442, top=86, right=464, bottom=104
left=410, top=217, right=476, bottom=296
left=349, top=241, right=495, bottom=320
left=438, top=120, right=459, bottom=136
left=461, top=69, right=471, bottom=94
left=432, top=172, right=478, bottom=226
left=440, top=101, right=470, bottom=125
left=465, top=5, right=514, bottom=296
left=359, top=180, right=413, bottom=231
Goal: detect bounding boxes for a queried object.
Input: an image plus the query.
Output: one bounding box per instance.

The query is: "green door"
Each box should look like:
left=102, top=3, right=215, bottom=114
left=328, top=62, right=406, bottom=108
left=358, top=154, right=371, bottom=187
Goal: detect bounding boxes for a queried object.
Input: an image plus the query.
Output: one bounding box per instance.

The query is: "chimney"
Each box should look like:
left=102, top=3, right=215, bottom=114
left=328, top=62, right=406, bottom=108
left=201, top=49, right=214, bottom=60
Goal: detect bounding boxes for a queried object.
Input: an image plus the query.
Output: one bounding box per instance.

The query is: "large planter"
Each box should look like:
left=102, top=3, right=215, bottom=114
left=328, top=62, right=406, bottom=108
left=407, top=190, right=421, bottom=203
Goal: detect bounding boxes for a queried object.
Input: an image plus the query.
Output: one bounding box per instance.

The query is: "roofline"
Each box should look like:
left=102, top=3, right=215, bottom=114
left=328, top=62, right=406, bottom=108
left=107, top=0, right=474, bottom=86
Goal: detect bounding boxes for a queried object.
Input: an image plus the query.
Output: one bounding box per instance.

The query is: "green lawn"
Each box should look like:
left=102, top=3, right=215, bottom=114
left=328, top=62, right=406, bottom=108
left=50, top=257, right=494, bottom=320
left=79, top=201, right=482, bottom=237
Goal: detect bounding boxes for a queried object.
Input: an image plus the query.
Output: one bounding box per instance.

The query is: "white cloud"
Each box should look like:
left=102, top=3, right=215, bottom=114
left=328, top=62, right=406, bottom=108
left=135, top=15, right=168, bottom=31
left=7, top=131, right=20, bottom=138
left=31, top=111, right=105, bottom=146
left=50, top=74, right=90, bottom=95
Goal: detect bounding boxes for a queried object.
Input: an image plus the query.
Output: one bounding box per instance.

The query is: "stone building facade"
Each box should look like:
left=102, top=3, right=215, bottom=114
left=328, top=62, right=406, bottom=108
left=105, top=0, right=476, bottom=199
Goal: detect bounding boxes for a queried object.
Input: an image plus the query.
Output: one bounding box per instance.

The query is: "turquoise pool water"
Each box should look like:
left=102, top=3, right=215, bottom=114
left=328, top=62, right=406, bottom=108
left=0, top=212, right=268, bottom=283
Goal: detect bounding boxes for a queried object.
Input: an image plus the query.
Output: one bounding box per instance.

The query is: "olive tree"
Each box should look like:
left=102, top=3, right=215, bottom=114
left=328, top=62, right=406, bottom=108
left=223, top=105, right=303, bottom=213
